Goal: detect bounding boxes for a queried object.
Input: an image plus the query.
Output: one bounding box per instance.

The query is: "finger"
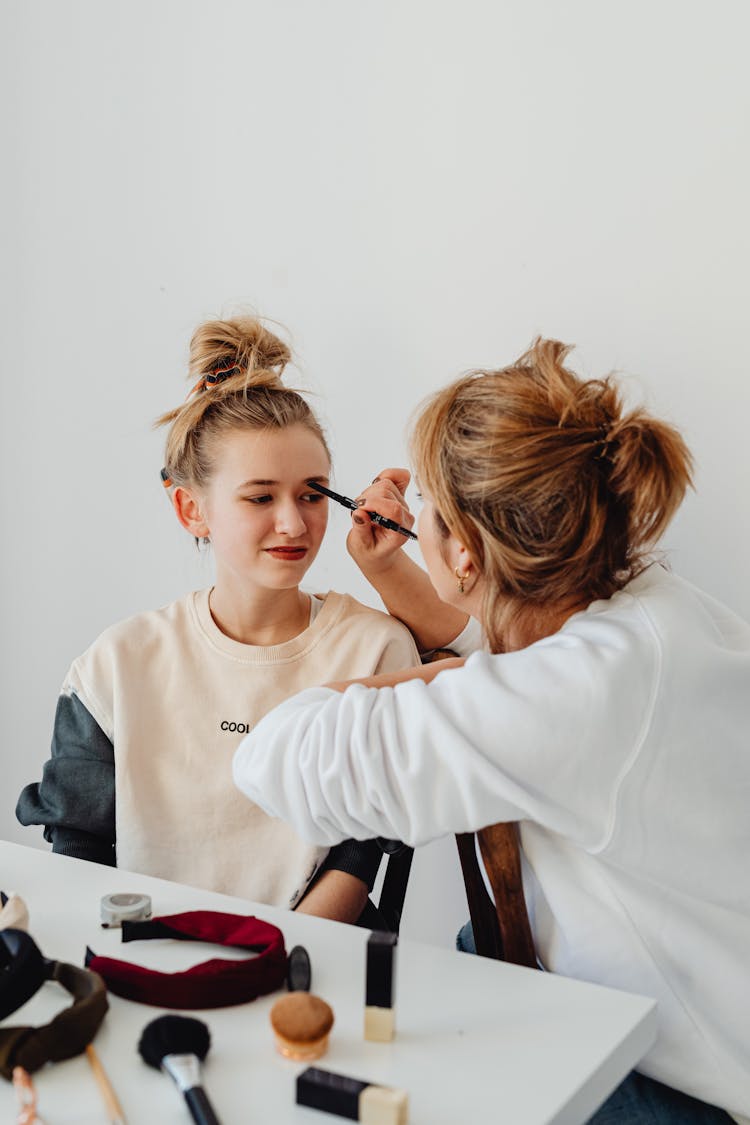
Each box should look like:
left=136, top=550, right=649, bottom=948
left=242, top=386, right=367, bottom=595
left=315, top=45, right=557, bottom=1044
left=354, top=492, right=414, bottom=529
left=368, top=467, right=411, bottom=496
left=355, top=477, right=412, bottom=514
left=347, top=505, right=410, bottom=551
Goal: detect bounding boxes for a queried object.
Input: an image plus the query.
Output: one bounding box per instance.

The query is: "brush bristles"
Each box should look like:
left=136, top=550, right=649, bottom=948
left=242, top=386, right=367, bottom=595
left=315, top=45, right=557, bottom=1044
left=138, top=1015, right=211, bottom=1069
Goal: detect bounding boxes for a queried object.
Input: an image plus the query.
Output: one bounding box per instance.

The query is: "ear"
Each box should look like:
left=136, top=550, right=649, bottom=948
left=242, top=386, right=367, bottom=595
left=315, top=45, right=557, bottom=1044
left=172, top=486, right=209, bottom=539
left=449, top=539, right=478, bottom=580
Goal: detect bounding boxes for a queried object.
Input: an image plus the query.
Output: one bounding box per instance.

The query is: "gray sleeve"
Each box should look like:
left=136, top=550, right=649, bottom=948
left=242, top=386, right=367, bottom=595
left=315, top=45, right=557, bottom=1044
left=15, top=691, right=116, bottom=866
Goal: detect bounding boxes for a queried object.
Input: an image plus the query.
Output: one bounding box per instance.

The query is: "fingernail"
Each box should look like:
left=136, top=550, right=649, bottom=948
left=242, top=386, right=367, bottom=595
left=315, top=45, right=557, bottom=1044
left=355, top=497, right=367, bottom=507
left=353, top=515, right=365, bottom=524
left=372, top=477, right=381, bottom=484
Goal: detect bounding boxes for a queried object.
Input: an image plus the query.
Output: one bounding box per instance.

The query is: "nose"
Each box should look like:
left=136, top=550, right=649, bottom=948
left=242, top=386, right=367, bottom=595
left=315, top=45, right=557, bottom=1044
left=275, top=499, right=307, bottom=538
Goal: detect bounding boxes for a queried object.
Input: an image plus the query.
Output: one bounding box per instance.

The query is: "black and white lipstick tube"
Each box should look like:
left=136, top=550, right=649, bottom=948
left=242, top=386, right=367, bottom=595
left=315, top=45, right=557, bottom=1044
left=364, top=931, right=398, bottom=1042
left=296, top=1066, right=408, bottom=1124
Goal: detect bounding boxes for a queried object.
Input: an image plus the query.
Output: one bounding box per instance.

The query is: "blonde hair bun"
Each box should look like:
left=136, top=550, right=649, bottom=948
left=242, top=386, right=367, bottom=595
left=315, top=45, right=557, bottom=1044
left=156, top=314, right=329, bottom=493
left=189, top=316, right=291, bottom=391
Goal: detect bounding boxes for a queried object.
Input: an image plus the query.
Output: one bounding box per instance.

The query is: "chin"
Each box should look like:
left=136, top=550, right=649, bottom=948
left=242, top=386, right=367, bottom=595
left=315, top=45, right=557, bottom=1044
left=264, top=567, right=313, bottom=589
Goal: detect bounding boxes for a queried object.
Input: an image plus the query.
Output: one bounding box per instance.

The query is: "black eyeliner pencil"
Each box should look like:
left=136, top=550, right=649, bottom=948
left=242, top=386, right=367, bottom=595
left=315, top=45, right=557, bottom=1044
left=306, top=480, right=418, bottom=541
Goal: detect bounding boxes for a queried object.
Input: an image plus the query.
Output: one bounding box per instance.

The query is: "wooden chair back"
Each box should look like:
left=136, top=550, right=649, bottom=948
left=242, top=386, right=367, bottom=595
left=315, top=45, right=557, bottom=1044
left=456, top=822, right=537, bottom=968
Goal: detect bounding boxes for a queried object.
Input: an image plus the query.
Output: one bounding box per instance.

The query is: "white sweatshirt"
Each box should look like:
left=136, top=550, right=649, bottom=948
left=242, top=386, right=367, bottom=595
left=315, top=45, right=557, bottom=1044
left=234, top=566, right=750, bottom=1118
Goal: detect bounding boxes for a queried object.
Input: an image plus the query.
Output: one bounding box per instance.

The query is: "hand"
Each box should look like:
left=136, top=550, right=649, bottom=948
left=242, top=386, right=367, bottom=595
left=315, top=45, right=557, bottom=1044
left=346, top=468, right=416, bottom=576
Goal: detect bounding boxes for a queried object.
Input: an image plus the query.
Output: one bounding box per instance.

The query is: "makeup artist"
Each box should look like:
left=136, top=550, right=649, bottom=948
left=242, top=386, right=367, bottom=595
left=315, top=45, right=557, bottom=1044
left=234, top=338, right=750, bottom=1125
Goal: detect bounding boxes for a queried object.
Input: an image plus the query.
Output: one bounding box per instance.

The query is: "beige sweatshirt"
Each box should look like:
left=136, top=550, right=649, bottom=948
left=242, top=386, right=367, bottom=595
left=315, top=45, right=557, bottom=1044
left=64, top=589, right=419, bottom=907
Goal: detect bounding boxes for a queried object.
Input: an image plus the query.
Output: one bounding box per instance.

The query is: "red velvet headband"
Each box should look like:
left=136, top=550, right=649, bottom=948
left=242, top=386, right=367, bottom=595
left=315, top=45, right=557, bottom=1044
left=85, top=911, right=287, bottom=1009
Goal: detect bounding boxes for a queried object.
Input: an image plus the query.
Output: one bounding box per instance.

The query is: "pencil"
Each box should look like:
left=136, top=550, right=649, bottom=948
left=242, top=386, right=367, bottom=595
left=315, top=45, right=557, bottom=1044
left=86, top=1044, right=126, bottom=1125
left=306, top=480, right=418, bottom=541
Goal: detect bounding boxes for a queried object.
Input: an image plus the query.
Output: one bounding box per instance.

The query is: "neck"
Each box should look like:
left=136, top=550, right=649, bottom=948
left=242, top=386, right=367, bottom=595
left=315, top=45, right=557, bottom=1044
left=208, top=583, right=311, bottom=646
left=502, top=597, right=589, bottom=653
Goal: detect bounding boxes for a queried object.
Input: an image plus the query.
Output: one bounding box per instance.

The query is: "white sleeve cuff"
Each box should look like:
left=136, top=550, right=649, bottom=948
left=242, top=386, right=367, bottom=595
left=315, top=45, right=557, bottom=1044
left=445, top=615, right=485, bottom=657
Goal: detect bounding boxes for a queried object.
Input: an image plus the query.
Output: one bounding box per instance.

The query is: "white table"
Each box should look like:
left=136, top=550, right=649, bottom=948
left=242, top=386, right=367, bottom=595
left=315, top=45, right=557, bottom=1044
left=0, top=842, right=656, bottom=1124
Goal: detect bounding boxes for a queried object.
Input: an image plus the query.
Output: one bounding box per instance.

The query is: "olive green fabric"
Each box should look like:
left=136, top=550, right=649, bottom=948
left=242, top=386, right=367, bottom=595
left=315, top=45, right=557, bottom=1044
left=0, top=961, right=108, bottom=1080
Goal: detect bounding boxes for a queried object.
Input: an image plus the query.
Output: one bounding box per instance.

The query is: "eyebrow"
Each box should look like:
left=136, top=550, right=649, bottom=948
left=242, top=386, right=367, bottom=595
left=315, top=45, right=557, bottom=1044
left=235, top=475, right=330, bottom=491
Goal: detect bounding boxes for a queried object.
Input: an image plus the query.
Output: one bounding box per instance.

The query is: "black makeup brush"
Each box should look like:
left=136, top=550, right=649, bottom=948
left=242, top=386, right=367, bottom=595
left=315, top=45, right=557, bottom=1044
left=138, top=1014, right=222, bottom=1125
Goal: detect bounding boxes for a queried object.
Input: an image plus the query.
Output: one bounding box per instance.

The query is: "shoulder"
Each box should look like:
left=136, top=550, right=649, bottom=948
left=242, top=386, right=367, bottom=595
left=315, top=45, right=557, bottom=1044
left=313, top=592, right=420, bottom=670
left=623, top=565, right=750, bottom=645
left=320, top=592, right=416, bottom=641
left=82, top=592, right=198, bottom=651
left=66, top=592, right=202, bottom=689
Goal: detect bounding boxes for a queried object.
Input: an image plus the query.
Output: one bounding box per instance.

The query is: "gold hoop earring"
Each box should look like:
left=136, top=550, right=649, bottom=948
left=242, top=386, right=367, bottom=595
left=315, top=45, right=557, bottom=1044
left=455, top=567, right=470, bottom=595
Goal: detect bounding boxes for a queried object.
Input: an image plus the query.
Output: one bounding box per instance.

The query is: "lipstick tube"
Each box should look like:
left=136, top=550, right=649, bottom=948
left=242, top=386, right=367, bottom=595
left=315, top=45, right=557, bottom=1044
left=296, top=1066, right=408, bottom=1124
left=364, top=931, right=397, bottom=1043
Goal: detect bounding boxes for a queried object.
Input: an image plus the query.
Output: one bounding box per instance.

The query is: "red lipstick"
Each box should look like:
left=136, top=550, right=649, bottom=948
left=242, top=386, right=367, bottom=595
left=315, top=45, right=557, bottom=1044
left=265, top=547, right=308, bottom=561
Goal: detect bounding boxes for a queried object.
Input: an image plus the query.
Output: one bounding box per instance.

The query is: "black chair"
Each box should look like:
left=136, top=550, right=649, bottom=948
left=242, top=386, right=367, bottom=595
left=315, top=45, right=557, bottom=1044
left=356, top=838, right=414, bottom=935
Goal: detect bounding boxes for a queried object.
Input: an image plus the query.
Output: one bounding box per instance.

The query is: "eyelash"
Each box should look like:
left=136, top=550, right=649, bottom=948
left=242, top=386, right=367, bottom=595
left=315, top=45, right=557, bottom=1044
left=245, top=493, right=325, bottom=505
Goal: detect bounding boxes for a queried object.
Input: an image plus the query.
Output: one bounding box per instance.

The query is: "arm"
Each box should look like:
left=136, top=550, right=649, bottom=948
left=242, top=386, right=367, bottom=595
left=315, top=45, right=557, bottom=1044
left=325, top=656, right=464, bottom=693
left=234, top=633, right=641, bottom=851
left=296, top=837, right=382, bottom=923
left=16, top=691, right=116, bottom=866
left=346, top=468, right=471, bottom=651
left=296, top=869, right=370, bottom=923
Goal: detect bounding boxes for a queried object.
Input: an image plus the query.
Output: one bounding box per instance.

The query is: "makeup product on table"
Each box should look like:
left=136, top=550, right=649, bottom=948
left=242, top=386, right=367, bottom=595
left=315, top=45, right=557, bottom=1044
left=364, top=931, right=397, bottom=1042
left=138, top=1015, right=221, bottom=1125
left=270, top=992, right=335, bottom=1060
left=271, top=943, right=334, bottom=1060
left=286, top=944, right=312, bottom=992
left=305, top=481, right=418, bottom=541
left=296, top=1066, right=409, bottom=1125
left=85, top=1044, right=126, bottom=1125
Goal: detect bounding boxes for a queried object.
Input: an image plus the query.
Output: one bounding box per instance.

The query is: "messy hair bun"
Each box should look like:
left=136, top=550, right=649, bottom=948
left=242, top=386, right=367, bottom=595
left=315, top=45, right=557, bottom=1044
left=156, top=315, right=329, bottom=490
left=411, top=338, right=693, bottom=652
left=188, top=316, right=291, bottom=391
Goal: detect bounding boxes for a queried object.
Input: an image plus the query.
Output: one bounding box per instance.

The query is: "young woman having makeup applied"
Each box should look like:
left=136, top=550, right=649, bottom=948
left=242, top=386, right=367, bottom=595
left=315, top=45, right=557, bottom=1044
left=235, top=338, right=750, bottom=1123
left=16, top=316, right=419, bottom=924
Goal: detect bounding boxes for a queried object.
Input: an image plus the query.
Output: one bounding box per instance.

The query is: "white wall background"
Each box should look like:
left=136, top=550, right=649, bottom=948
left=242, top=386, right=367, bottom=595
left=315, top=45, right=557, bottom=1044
left=2, top=0, right=748, bottom=947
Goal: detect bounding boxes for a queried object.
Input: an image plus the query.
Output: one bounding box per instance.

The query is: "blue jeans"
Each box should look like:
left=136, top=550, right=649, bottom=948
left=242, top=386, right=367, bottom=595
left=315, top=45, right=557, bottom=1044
left=455, top=922, right=733, bottom=1124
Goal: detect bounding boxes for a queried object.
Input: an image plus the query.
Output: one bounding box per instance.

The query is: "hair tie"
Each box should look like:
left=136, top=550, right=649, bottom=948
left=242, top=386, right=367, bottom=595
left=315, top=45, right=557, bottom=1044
left=85, top=911, right=287, bottom=1010
left=595, top=423, right=615, bottom=461
left=183, top=363, right=242, bottom=400
left=204, top=364, right=242, bottom=386
left=0, top=931, right=108, bottom=1080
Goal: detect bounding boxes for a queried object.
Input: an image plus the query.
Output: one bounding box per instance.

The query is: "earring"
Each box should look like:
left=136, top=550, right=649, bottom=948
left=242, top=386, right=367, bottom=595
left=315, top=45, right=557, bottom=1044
left=455, top=567, right=470, bottom=594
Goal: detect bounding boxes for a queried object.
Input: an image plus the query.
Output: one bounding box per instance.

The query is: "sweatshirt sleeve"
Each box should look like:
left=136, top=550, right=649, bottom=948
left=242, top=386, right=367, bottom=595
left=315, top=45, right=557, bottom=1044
left=16, top=689, right=116, bottom=866
left=233, top=620, right=659, bottom=851
left=371, top=619, right=421, bottom=674
left=317, top=838, right=382, bottom=891
left=443, top=614, right=484, bottom=657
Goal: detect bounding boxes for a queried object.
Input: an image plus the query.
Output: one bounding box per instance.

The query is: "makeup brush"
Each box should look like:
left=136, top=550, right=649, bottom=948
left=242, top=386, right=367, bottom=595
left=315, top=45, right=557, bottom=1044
left=138, top=1015, right=222, bottom=1125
